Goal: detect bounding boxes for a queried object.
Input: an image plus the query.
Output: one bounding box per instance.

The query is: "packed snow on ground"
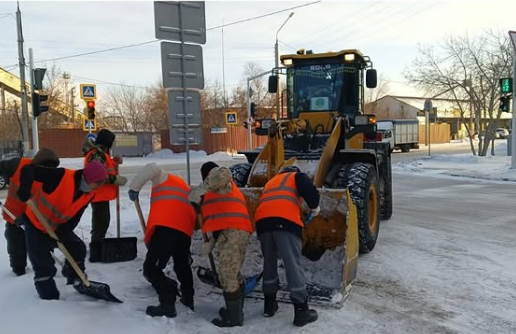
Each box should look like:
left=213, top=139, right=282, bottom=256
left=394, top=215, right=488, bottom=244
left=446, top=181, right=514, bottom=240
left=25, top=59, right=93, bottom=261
left=0, top=144, right=515, bottom=334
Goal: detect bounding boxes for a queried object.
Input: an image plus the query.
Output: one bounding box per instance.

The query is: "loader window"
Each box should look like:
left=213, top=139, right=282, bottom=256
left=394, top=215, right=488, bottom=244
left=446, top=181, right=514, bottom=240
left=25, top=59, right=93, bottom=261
left=287, top=64, right=357, bottom=117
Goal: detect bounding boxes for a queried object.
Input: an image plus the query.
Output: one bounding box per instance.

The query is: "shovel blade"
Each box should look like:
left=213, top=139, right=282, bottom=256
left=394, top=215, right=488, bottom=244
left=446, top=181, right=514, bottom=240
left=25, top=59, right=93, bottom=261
left=244, top=272, right=263, bottom=295
left=73, top=280, right=123, bottom=303
left=196, top=266, right=221, bottom=289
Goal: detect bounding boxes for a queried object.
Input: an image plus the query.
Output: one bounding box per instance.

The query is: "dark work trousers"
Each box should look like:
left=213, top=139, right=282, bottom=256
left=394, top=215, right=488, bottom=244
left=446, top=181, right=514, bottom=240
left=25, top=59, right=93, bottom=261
left=259, top=230, right=308, bottom=304
left=143, top=226, right=194, bottom=303
left=90, top=201, right=111, bottom=242
left=4, top=222, right=27, bottom=271
left=23, top=216, right=86, bottom=288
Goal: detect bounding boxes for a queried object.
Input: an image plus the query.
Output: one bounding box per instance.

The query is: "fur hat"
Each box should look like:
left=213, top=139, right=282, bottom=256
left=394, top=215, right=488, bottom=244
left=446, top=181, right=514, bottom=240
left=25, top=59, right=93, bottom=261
left=95, top=129, right=116, bottom=149
left=83, top=161, right=108, bottom=184
left=32, top=147, right=60, bottom=168
left=201, top=161, right=219, bottom=181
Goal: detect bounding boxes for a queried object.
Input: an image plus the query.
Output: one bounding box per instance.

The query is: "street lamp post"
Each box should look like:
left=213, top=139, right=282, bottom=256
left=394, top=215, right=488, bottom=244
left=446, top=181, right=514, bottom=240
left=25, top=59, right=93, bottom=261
left=275, top=12, right=294, bottom=119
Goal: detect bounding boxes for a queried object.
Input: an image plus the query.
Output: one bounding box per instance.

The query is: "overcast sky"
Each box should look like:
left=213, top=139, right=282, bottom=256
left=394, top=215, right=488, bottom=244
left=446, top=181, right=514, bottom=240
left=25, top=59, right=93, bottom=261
left=1, top=0, right=515, bottom=103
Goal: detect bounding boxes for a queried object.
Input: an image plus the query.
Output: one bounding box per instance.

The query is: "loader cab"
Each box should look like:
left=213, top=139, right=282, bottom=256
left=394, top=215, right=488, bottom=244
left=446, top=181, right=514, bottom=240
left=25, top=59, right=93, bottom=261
left=269, top=49, right=377, bottom=126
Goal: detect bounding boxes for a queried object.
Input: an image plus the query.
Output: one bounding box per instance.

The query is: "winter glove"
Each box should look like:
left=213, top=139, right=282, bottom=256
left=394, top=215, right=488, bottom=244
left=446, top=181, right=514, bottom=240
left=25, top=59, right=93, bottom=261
left=310, top=206, right=320, bottom=217
left=114, top=175, right=128, bottom=186
left=113, top=154, right=123, bottom=165
left=128, top=189, right=139, bottom=202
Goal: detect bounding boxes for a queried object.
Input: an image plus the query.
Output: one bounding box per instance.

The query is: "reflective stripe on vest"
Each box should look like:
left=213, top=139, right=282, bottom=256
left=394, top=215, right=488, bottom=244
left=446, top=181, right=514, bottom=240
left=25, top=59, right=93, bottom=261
left=3, top=158, right=32, bottom=224
left=26, top=169, right=94, bottom=232
left=84, top=150, right=117, bottom=202
left=201, top=181, right=253, bottom=234
left=145, top=175, right=196, bottom=243
left=254, top=172, right=303, bottom=227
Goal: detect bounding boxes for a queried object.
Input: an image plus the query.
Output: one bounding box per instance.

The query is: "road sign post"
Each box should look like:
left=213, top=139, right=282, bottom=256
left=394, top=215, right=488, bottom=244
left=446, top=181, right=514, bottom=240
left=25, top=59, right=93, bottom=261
left=424, top=99, right=432, bottom=157
left=509, top=30, right=516, bottom=168
left=155, top=1, right=206, bottom=184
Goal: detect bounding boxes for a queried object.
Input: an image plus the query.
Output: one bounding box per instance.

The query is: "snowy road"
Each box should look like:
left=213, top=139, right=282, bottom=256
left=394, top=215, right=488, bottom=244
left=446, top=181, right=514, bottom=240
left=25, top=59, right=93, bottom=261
left=0, top=147, right=515, bottom=334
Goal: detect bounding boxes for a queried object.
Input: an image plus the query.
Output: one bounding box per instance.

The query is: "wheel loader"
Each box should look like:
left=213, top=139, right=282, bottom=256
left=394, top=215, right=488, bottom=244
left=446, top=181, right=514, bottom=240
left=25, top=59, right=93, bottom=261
left=222, top=49, right=392, bottom=308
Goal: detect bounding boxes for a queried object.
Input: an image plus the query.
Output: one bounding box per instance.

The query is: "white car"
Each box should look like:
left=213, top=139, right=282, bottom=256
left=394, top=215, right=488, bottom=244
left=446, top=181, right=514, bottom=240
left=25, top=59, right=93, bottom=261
left=496, top=128, right=510, bottom=139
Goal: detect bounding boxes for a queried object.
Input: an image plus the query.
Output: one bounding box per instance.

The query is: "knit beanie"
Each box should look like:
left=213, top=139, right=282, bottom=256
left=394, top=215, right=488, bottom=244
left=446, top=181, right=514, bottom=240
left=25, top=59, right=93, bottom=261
left=201, top=161, right=219, bottom=181
left=83, top=161, right=108, bottom=184
left=32, top=147, right=60, bottom=167
left=95, top=129, right=116, bottom=149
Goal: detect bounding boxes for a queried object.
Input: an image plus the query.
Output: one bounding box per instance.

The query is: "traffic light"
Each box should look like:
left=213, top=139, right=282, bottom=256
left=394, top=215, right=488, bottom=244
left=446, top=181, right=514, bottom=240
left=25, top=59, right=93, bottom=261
left=500, top=78, right=513, bottom=94
left=500, top=96, right=511, bottom=112
left=250, top=102, right=256, bottom=117
left=87, top=100, right=96, bottom=119
left=32, top=92, right=49, bottom=118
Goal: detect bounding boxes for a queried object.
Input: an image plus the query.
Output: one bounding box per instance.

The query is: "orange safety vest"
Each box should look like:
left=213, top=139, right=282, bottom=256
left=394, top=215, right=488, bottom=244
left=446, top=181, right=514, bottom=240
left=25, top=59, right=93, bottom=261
left=84, top=150, right=117, bottom=202
left=145, top=174, right=196, bottom=244
left=254, top=172, right=303, bottom=227
left=26, top=169, right=95, bottom=233
left=201, top=181, right=253, bottom=234
left=3, top=158, right=34, bottom=224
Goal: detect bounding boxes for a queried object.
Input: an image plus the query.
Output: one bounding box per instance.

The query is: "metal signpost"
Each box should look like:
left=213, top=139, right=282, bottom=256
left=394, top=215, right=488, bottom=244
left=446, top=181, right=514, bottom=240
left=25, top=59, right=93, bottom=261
left=424, top=99, right=432, bottom=156
left=155, top=1, right=206, bottom=184
left=509, top=31, right=516, bottom=168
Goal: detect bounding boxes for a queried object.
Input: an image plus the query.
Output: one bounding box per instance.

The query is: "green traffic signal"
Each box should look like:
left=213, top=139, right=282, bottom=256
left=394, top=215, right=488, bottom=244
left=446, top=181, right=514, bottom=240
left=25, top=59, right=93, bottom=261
left=500, top=78, right=513, bottom=94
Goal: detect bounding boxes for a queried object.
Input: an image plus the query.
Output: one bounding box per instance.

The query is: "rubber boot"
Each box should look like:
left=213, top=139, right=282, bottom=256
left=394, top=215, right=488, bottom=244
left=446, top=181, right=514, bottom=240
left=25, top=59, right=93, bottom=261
left=263, top=293, right=278, bottom=317
left=179, top=294, right=194, bottom=311
left=218, top=283, right=244, bottom=319
left=146, top=300, right=177, bottom=318
left=12, top=266, right=26, bottom=276
left=34, top=278, right=60, bottom=301
left=89, top=242, right=102, bottom=263
left=212, top=286, right=244, bottom=327
left=293, top=299, right=318, bottom=327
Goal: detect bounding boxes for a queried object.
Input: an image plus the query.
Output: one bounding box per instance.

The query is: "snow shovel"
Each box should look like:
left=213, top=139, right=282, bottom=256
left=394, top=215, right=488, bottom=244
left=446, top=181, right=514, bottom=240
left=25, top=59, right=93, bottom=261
left=134, top=198, right=147, bottom=233
left=100, top=164, right=137, bottom=263
left=195, top=214, right=263, bottom=295
left=26, top=200, right=123, bottom=303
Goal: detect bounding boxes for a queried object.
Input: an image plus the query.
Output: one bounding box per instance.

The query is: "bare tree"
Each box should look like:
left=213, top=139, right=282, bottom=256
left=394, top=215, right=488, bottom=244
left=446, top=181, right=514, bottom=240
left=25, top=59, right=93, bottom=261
left=364, top=74, right=391, bottom=113
left=405, top=30, right=512, bottom=156
left=102, top=85, right=148, bottom=132
left=37, top=64, right=81, bottom=129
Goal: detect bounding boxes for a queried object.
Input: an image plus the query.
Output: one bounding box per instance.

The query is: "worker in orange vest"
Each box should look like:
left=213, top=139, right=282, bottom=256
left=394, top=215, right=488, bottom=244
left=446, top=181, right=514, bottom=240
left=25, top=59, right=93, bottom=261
left=16, top=161, right=108, bottom=300
left=189, top=161, right=253, bottom=328
left=82, top=129, right=127, bottom=262
left=0, top=148, right=60, bottom=276
left=254, top=165, right=320, bottom=327
left=127, top=162, right=196, bottom=318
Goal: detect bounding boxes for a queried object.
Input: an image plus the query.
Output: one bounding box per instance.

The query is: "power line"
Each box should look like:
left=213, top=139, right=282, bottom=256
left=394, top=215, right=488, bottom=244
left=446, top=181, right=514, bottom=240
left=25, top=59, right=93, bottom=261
left=3, top=2, right=321, bottom=70
left=206, top=1, right=321, bottom=31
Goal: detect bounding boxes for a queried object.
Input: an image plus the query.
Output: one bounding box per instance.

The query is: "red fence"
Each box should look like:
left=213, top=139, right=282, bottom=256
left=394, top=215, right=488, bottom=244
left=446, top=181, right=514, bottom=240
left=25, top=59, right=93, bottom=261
left=161, top=127, right=268, bottom=154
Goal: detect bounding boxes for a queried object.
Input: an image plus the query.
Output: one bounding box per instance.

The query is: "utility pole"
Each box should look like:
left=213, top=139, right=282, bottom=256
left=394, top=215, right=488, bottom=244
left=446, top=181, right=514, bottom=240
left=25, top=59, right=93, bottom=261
left=70, top=87, right=75, bottom=124
left=275, top=12, right=294, bottom=119
left=468, top=75, right=473, bottom=135
left=29, top=48, right=39, bottom=154
left=16, top=2, right=30, bottom=156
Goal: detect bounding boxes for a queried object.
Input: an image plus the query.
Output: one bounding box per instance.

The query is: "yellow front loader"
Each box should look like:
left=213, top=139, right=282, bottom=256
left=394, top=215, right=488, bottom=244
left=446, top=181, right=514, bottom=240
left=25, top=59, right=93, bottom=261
left=229, top=49, right=392, bottom=308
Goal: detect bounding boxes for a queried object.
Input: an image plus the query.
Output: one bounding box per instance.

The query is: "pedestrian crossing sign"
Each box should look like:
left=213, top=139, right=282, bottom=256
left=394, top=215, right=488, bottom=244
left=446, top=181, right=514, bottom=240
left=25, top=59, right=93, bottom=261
left=225, top=111, right=238, bottom=125
left=83, top=119, right=97, bottom=132
left=80, top=84, right=97, bottom=100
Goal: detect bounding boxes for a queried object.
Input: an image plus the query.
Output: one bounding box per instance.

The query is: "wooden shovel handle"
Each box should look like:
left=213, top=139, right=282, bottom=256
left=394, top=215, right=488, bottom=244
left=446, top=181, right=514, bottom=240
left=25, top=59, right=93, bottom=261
left=27, top=199, right=91, bottom=287
left=134, top=199, right=147, bottom=233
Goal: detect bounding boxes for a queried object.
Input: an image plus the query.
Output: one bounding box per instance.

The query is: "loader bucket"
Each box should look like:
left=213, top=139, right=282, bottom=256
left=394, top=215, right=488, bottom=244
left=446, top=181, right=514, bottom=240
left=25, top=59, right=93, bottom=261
left=239, top=187, right=359, bottom=308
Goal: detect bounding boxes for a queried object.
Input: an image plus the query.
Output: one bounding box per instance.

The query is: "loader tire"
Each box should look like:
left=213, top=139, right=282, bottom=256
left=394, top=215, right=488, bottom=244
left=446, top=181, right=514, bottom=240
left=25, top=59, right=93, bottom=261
left=229, top=163, right=252, bottom=187
left=380, top=154, right=393, bottom=220
left=336, top=163, right=380, bottom=254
